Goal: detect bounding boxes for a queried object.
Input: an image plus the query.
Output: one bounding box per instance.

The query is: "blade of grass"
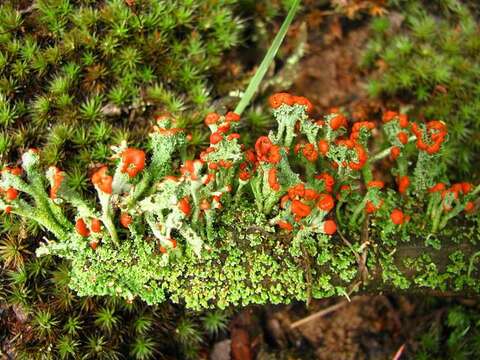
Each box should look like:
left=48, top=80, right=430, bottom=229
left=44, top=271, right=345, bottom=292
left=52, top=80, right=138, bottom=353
left=234, top=0, right=301, bottom=116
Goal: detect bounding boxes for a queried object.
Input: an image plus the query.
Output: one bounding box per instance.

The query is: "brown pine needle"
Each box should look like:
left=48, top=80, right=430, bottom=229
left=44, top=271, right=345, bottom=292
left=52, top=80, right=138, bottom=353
left=290, top=297, right=359, bottom=329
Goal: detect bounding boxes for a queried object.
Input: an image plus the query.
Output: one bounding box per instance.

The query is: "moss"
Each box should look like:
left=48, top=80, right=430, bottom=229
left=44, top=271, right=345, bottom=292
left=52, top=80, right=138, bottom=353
left=362, top=0, right=480, bottom=179
left=404, top=254, right=450, bottom=290
left=0, top=0, right=242, bottom=174
left=415, top=302, right=480, bottom=358
left=61, top=199, right=480, bottom=309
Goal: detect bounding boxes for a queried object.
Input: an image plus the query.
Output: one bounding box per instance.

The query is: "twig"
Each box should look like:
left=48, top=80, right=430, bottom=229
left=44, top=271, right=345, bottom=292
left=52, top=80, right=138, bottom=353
left=128, top=108, right=137, bottom=123
left=347, top=280, right=362, bottom=296
left=301, top=244, right=313, bottom=307
left=336, top=226, right=363, bottom=272
left=359, top=215, right=370, bottom=283
left=290, top=297, right=359, bottom=329
left=246, top=226, right=271, bottom=238
left=334, top=221, right=368, bottom=294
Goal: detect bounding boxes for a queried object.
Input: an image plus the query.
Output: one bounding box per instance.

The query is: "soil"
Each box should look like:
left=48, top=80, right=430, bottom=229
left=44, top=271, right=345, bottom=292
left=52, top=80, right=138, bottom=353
left=291, top=18, right=371, bottom=113
left=222, top=293, right=480, bottom=360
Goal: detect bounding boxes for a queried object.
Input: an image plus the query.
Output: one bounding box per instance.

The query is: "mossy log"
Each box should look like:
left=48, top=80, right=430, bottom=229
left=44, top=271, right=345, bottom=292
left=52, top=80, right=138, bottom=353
left=115, top=206, right=480, bottom=310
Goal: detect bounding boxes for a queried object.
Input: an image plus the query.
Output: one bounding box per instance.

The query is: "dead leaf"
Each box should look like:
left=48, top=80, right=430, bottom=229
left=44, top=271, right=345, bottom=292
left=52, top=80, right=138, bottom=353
left=231, top=327, right=252, bottom=360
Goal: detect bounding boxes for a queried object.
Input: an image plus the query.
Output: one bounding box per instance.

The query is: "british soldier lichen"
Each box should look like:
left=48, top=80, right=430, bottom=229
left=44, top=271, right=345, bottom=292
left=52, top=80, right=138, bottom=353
left=0, top=94, right=479, bottom=308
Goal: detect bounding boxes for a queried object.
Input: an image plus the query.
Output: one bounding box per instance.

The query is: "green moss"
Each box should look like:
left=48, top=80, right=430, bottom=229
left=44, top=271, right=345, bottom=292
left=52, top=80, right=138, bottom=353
left=0, top=0, right=242, bottom=172
left=414, top=303, right=480, bottom=359
left=363, top=0, right=480, bottom=179
left=405, top=254, right=451, bottom=290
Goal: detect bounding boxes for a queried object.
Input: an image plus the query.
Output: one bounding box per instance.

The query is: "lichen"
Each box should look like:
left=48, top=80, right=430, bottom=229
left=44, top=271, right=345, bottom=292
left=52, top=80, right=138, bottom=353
left=0, top=94, right=478, bottom=308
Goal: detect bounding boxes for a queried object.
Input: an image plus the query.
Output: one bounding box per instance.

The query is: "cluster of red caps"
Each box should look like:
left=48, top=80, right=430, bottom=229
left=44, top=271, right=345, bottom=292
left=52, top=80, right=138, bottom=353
left=91, top=148, right=146, bottom=195
left=204, top=112, right=241, bottom=147
left=265, top=94, right=378, bottom=233
left=75, top=218, right=103, bottom=249
left=160, top=112, right=242, bottom=231
left=382, top=111, right=410, bottom=161
left=176, top=161, right=231, bottom=215
left=152, top=114, right=185, bottom=137
left=36, top=93, right=478, bottom=249
left=429, top=181, right=475, bottom=212
left=191, top=111, right=243, bottom=180
left=200, top=98, right=342, bottom=235
left=268, top=92, right=314, bottom=113
left=411, top=120, right=447, bottom=155
left=0, top=166, right=22, bottom=213
left=74, top=148, right=146, bottom=247
left=177, top=161, right=217, bottom=211
left=236, top=136, right=282, bottom=182
left=383, top=111, right=447, bottom=159
left=364, top=180, right=386, bottom=214
left=280, top=102, right=374, bottom=170
left=91, top=148, right=145, bottom=196
left=390, top=208, right=410, bottom=225
left=276, top=182, right=337, bottom=234
left=364, top=179, right=412, bottom=224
